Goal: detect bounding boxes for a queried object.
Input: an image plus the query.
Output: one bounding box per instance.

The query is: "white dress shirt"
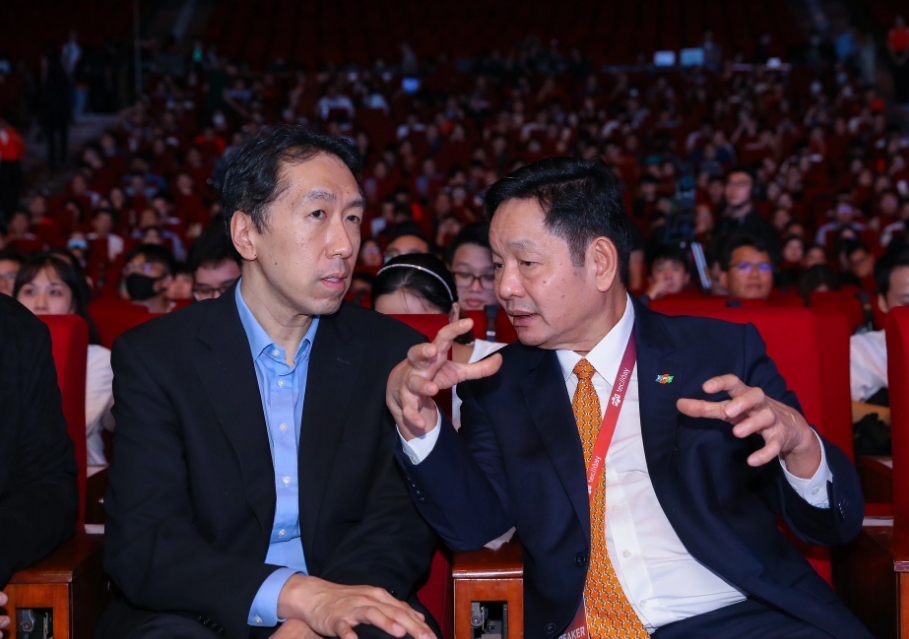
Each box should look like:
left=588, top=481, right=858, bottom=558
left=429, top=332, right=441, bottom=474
left=401, top=295, right=833, bottom=631
left=850, top=329, right=888, bottom=402
left=86, top=344, right=115, bottom=466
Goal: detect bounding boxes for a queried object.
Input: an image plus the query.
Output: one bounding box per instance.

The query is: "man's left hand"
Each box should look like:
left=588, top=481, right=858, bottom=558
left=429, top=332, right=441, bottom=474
left=677, top=374, right=821, bottom=479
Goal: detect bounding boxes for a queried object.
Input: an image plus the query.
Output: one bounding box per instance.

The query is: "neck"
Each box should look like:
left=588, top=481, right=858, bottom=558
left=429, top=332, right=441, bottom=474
left=730, top=202, right=751, bottom=219
left=136, top=296, right=169, bottom=314
left=240, top=268, right=314, bottom=364
left=566, top=288, right=628, bottom=357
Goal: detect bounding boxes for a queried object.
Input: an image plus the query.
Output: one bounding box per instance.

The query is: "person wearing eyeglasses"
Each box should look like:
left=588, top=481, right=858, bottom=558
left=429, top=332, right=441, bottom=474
left=719, top=234, right=774, bottom=300
left=714, top=170, right=779, bottom=257
left=446, top=224, right=498, bottom=312
left=187, top=225, right=242, bottom=301
left=120, top=244, right=177, bottom=313
left=0, top=249, right=23, bottom=296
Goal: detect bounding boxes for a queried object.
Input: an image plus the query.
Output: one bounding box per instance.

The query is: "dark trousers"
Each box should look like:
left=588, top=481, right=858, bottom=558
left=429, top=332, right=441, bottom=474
left=97, top=595, right=440, bottom=639
left=651, top=599, right=835, bottom=639
left=44, top=123, right=68, bottom=171
left=0, top=160, right=22, bottom=220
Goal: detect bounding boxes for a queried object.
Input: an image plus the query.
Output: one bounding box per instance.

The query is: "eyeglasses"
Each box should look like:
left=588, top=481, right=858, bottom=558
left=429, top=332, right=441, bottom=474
left=193, top=279, right=238, bottom=300
left=732, top=261, right=773, bottom=274
left=452, top=271, right=496, bottom=290
left=0, top=272, right=17, bottom=282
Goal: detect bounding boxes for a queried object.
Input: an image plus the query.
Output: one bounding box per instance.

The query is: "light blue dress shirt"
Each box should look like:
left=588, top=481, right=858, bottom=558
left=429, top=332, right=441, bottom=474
left=235, top=283, right=320, bottom=627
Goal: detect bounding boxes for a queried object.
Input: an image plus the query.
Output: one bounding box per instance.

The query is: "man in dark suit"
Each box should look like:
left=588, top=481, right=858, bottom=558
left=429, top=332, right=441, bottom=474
left=387, top=157, right=871, bottom=638
left=97, top=127, right=438, bottom=639
left=0, top=295, right=80, bottom=630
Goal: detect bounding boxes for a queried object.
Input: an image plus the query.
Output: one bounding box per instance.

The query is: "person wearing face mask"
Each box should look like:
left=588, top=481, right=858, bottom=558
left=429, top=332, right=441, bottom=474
left=14, top=254, right=114, bottom=465
left=121, top=244, right=177, bottom=313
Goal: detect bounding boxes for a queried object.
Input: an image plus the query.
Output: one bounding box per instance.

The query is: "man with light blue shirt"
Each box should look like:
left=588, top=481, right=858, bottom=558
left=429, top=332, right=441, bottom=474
left=98, top=126, right=439, bottom=639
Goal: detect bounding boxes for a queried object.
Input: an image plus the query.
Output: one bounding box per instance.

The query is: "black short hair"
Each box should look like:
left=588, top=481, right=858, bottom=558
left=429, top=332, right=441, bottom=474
left=0, top=249, right=25, bottom=265
left=125, top=243, right=177, bottom=276
left=797, top=265, right=840, bottom=301
left=388, top=222, right=427, bottom=244
left=447, top=223, right=490, bottom=264
left=874, top=244, right=909, bottom=297
left=485, top=156, right=632, bottom=284
left=222, top=125, right=360, bottom=234
left=720, top=234, right=772, bottom=271
left=372, top=253, right=458, bottom=313
left=648, top=245, right=688, bottom=270
left=187, top=225, right=242, bottom=274
left=92, top=207, right=118, bottom=224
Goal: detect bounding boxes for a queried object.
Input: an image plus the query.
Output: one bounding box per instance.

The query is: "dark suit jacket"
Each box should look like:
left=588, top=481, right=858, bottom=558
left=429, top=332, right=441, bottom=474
left=0, top=295, right=79, bottom=587
left=101, top=286, right=436, bottom=639
left=397, top=297, right=869, bottom=639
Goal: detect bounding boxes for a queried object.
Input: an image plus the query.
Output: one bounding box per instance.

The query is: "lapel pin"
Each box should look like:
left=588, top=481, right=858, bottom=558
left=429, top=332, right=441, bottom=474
left=655, top=374, right=674, bottom=384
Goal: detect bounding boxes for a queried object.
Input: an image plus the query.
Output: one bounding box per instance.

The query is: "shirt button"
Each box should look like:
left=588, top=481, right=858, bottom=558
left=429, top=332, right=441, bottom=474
left=811, top=487, right=820, bottom=495
left=277, top=379, right=285, bottom=387
left=623, top=550, right=632, bottom=558
left=283, top=476, right=291, bottom=485
left=255, top=616, right=263, bottom=625
left=272, top=349, right=280, bottom=357
left=280, top=423, right=288, bottom=432
left=409, top=454, right=419, bottom=464
left=278, top=529, right=286, bottom=538
left=612, top=505, right=621, bottom=512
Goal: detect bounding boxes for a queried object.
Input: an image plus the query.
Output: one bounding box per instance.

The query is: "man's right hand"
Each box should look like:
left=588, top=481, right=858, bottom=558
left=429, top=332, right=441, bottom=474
left=0, top=590, right=9, bottom=631
left=387, top=318, right=503, bottom=441
left=276, top=575, right=434, bottom=639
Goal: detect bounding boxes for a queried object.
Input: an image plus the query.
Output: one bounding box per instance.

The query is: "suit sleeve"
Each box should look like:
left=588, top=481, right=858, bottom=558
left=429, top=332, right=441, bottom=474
left=0, top=322, right=78, bottom=587
left=319, top=405, right=437, bottom=598
left=741, top=323, right=865, bottom=547
left=105, top=336, right=279, bottom=639
left=395, top=381, right=515, bottom=552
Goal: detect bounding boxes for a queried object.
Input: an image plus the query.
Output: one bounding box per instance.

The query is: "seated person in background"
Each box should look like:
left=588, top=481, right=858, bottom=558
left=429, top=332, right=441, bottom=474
left=0, top=249, right=23, bottom=296
left=141, top=225, right=166, bottom=246
left=446, top=223, right=499, bottom=313
left=349, top=272, right=374, bottom=306
left=121, top=243, right=177, bottom=314
left=815, top=197, right=866, bottom=248
left=718, top=234, right=774, bottom=300
left=356, top=237, right=383, bottom=274
left=132, top=207, right=187, bottom=261
left=850, top=245, right=909, bottom=405
left=881, top=195, right=909, bottom=247
left=777, top=234, right=805, bottom=288
left=0, top=294, right=79, bottom=621
left=372, top=252, right=506, bottom=430
left=14, top=254, right=114, bottom=465
left=803, top=243, right=828, bottom=268
left=165, top=265, right=194, bottom=302
left=6, top=209, right=37, bottom=242
left=837, top=239, right=875, bottom=288
left=384, top=224, right=430, bottom=259
left=641, top=246, right=690, bottom=302
left=714, top=169, right=779, bottom=256
left=187, top=225, right=242, bottom=301
left=97, top=126, right=438, bottom=639
left=797, top=265, right=840, bottom=304
left=87, top=208, right=125, bottom=262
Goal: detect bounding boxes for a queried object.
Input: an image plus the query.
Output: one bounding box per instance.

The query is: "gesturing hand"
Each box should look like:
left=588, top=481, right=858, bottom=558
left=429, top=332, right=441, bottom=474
left=270, top=619, right=319, bottom=639
left=676, top=374, right=821, bottom=479
left=277, top=575, right=434, bottom=639
left=0, top=590, right=8, bottom=632
left=387, top=318, right=503, bottom=441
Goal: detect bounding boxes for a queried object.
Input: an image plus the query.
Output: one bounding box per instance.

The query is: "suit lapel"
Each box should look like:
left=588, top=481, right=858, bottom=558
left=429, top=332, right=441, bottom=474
left=632, top=298, right=681, bottom=492
left=194, top=286, right=276, bottom=535
left=297, top=307, right=363, bottom=556
left=520, top=348, right=591, bottom=541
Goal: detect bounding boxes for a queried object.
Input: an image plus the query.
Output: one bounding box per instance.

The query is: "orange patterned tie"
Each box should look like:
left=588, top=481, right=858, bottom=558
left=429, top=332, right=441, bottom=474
left=572, top=359, right=649, bottom=638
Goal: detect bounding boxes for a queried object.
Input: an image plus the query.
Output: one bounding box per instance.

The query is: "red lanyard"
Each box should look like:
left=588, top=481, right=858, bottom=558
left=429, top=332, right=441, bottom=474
left=559, top=331, right=638, bottom=639
left=584, top=331, right=636, bottom=497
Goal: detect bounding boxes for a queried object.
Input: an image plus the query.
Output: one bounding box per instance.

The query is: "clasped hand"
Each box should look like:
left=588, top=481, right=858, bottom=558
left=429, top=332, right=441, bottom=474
left=387, top=318, right=503, bottom=441
left=677, top=374, right=821, bottom=479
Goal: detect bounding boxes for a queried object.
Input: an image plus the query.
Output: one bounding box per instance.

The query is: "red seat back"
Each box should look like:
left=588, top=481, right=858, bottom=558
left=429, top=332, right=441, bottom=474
left=89, top=304, right=162, bottom=349
left=40, top=315, right=88, bottom=524
left=463, top=307, right=519, bottom=344
left=809, top=290, right=866, bottom=334
left=650, top=296, right=767, bottom=315
left=887, top=307, right=909, bottom=521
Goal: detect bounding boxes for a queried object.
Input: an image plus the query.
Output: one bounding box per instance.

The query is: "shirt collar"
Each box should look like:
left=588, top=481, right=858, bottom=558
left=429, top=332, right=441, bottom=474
left=555, top=293, right=635, bottom=385
left=235, top=280, right=320, bottom=365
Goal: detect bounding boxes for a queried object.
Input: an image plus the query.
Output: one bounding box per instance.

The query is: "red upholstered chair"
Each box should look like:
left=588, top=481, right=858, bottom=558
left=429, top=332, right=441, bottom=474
left=4, top=315, right=109, bottom=639
left=809, top=290, right=866, bottom=334
left=649, top=296, right=766, bottom=315
left=388, top=313, right=455, bottom=639
left=89, top=304, right=163, bottom=349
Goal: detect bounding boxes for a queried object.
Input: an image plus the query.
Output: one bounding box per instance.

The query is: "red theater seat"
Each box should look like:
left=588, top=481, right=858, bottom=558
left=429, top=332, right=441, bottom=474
left=89, top=303, right=163, bottom=349
left=463, top=307, right=519, bottom=344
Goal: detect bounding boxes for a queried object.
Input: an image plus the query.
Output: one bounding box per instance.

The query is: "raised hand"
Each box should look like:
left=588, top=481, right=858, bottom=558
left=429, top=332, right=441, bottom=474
left=277, top=575, right=434, bottom=639
left=676, top=374, right=821, bottom=479
left=387, top=318, right=503, bottom=440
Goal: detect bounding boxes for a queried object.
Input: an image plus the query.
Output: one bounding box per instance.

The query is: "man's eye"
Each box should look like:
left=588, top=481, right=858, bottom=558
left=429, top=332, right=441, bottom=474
left=493, top=262, right=504, bottom=270
left=347, top=214, right=361, bottom=224
left=311, top=210, right=325, bottom=219
left=520, top=261, right=535, bottom=267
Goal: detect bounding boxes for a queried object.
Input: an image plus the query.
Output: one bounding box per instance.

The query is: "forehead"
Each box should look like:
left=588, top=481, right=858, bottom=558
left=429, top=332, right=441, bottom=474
left=453, top=243, right=493, bottom=265
left=732, top=246, right=770, bottom=262
left=388, top=235, right=428, bottom=252
left=490, top=198, right=553, bottom=250
left=891, top=266, right=909, bottom=292
left=276, top=153, right=361, bottom=204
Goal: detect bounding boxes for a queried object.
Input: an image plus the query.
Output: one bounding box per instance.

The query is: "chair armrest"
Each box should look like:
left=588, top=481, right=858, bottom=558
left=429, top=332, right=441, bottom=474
left=8, top=530, right=104, bottom=585
left=453, top=537, right=523, bottom=580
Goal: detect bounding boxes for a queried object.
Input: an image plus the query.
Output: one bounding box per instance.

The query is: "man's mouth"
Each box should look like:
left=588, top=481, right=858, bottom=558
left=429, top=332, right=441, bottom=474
left=508, top=310, right=538, bottom=327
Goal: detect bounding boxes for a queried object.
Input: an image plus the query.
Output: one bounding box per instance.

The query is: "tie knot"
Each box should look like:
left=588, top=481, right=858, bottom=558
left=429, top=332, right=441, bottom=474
left=573, top=358, right=596, bottom=381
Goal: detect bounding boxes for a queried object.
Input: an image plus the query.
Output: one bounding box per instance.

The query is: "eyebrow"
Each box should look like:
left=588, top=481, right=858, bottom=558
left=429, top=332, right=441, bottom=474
left=301, top=188, right=366, bottom=211
left=508, top=239, right=536, bottom=251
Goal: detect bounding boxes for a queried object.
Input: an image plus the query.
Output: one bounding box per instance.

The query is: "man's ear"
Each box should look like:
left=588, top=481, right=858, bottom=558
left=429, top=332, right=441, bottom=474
left=590, top=237, right=620, bottom=292
left=719, top=271, right=728, bottom=290
left=878, top=292, right=889, bottom=315
left=230, top=210, right=258, bottom=261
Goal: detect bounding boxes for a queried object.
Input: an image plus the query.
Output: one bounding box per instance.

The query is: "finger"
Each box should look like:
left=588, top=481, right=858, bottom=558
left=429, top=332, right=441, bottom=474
left=731, top=407, right=776, bottom=439
left=367, top=604, right=434, bottom=639
left=748, top=435, right=783, bottom=467
left=360, top=606, right=408, bottom=638
left=408, top=342, right=442, bottom=371
left=0, top=616, right=9, bottom=631
left=406, top=371, right=439, bottom=398
left=337, top=620, right=359, bottom=639
left=432, top=318, right=474, bottom=356
left=402, top=404, right=429, bottom=431
left=0, top=591, right=6, bottom=605
left=724, top=386, right=766, bottom=420
left=455, top=353, right=503, bottom=382
left=676, top=397, right=732, bottom=421
left=702, top=374, right=750, bottom=398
